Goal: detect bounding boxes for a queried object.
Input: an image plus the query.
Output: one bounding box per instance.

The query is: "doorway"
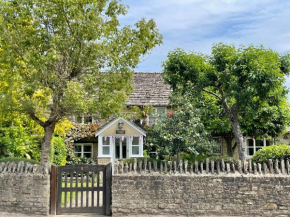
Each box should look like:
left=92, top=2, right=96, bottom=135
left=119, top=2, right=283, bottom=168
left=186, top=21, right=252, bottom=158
left=114, top=137, right=128, bottom=160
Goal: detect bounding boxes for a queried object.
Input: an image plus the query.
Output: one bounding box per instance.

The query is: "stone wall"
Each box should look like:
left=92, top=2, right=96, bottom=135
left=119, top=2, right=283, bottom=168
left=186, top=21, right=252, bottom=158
left=0, top=161, right=50, bottom=216
left=112, top=159, right=290, bottom=217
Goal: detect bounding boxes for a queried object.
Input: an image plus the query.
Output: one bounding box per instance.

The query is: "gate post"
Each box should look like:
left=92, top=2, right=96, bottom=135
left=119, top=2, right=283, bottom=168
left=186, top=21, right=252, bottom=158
left=50, top=164, right=57, bottom=215
left=105, top=163, right=112, bottom=216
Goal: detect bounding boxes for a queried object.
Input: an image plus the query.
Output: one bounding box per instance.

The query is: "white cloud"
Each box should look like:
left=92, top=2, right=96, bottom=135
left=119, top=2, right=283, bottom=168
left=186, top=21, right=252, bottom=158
left=121, top=0, right=290, bottom=90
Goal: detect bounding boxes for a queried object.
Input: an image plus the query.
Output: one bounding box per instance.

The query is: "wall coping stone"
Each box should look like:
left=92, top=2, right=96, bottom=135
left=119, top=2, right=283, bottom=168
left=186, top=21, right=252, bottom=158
left=0, top=161, right=49, bottom=175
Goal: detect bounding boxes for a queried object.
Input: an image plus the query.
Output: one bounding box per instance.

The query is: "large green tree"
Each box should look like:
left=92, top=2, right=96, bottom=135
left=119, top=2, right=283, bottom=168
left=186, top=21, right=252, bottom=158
left=146, top=97, right=212, bottom=162
left=163, top=43, right=290, bottom=161
left=0, top=0, right=162, bottom=167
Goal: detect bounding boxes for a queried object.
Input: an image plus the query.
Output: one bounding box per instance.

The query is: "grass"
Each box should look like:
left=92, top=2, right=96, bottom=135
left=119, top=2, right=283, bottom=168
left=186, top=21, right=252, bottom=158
left=61, top=176, right=102, bottom=206
left=0, top=157, right=40, bottom=164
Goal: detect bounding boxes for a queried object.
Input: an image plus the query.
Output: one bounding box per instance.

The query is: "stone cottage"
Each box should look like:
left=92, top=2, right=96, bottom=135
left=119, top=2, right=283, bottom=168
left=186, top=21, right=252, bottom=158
left=66, top=72, right=290, bottom=164
left=66, top=72, right=171, bottom=165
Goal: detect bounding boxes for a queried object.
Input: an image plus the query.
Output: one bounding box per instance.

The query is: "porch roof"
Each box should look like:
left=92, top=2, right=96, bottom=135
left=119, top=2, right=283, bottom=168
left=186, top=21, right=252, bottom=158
left=95, top=117, right=146, bottom=137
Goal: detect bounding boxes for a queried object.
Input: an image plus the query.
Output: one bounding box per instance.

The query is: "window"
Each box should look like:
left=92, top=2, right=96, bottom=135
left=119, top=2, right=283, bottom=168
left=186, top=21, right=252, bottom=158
left=74, top=144, right=93, bottom=158
left=131, top=136, right=140, bottom=156
left=246, top=138, right=273, bottom=156
left=148, top=107, right=167, bottom=125
left=102, top=136, right=110, bottom=156
left=212, top=137, right=222, bottom=154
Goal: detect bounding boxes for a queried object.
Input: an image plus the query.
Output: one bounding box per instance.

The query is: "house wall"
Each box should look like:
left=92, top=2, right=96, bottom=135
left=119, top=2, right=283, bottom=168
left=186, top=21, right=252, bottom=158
left=0, top=162, right=50, bottom=216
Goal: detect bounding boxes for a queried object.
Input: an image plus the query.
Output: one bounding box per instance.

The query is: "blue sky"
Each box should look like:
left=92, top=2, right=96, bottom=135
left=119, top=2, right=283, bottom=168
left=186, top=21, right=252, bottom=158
left=120, top=0, right=290, bottom=92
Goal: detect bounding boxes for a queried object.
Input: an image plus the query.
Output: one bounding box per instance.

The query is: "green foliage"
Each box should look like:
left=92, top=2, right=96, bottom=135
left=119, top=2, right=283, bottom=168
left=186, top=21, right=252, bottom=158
left=50, top=137, right=67, bottom=166
left=66, top=156, right=96, bottom=165
left=0, top=0, right=162, bottom=165
left=0, top=113, right=42, bottom=160
left=146, top=96, right=212, bottom=158
left=163, top=43, right=290, bottom=160
left=0, top=157, right=39, bottom=164
left=252, top=144, right=290, bottom=163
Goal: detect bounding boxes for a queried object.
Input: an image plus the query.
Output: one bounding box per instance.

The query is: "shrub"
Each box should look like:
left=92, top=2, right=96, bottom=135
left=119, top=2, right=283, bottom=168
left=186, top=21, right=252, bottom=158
left=66, top=156, right=96, bottom=165
left=50, top=137, right=67, bottom=166
left=0, top=157, right=39, bottom=164
left=252, top=144, right=290, bottom=163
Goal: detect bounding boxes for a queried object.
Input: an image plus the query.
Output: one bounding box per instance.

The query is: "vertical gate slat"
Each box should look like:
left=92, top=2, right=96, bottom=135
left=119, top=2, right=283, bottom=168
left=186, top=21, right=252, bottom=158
left=105, top=163, right=112, bottom=215
left=86, top=171, right=89, bottom=207
left=81, top=171, right=83, bottom=208
left=92, top=171, right=95, bottom=208
left=56, top=167, right=62, bottom=215
left=97, top=171, right=100, bottom=208
left=70, top=171, right=73, bottom=208
left=75, top=171, right=78, bottom=208
left=64, top=172, right=67, bottom=208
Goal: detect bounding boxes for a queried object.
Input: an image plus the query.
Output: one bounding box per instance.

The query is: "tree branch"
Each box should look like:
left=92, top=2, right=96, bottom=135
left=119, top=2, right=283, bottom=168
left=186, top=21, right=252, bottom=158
left=202, top=88, right=222, bottom=100
left=29, top=110, right=45, bottom=127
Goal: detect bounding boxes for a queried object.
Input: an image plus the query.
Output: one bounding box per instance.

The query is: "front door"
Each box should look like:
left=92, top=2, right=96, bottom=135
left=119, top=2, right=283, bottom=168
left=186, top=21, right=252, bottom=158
left=114, top=137, right=128, bottom=160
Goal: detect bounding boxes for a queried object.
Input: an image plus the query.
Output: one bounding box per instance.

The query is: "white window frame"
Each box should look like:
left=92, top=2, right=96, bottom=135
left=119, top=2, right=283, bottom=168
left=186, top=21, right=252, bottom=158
left=129, top=136, right=143, bottom=157
left=74, top=143, right=93, bottom=158
left=98, top=136, right=111, bottom=157
left=147, top=107, right=167, bottom=126
left=246, top=138, right=273, bottom=157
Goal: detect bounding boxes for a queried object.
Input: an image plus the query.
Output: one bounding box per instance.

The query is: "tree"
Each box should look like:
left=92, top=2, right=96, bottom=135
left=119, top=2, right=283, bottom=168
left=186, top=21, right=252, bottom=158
left=0, top=0, right=162, bottom=167
left=146, top=97, right=212, bottom=162
left=163, top=43, right=290, bottom=161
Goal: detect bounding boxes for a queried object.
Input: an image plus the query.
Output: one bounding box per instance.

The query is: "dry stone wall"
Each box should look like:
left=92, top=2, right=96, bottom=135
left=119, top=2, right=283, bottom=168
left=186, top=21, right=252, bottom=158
left=112, top=159, right=290, bottom=217
left=0, top=161, right=50, bottom=216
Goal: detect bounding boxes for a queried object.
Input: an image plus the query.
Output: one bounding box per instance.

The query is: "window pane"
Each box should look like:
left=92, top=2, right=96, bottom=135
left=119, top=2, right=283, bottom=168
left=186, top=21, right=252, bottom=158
left=75, top=153, right=82, bottom=157
left=256, top=147, right=262, bottom=152
left=149, top=117, right=156, bottom=124
left=103, top=147, right=110, bottom=155
left=256, top=140, right=264, bottom=147
left=74, top=145, right=82, bottom=152
left=247, top=148, right=254, bottom=156
left=266, top=140, right=272, bottom=146
left=83, top=145, right=92, bottom=152
left=247, top=139, right=254, bottom=147
left=77, top=115, right=83, bottom=123
left=84, top=116, right=93, bottom=124
left=103, top=137, right=110, bottom=146
left=132, top=137, right=139, bottom=146
left=132, top=146, right=139, bottom=155
left=157, top=108, right=166, bottom=115
left=83, top=153, right=92, bottom=158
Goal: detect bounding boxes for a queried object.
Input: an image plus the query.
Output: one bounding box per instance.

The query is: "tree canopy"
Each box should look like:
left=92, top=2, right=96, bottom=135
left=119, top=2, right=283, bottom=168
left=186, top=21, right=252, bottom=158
left=163, top=43, right=290, bottom=161
left=0, top=0, right=162, bottom=166
left=146, top=97, right=212, bottom=161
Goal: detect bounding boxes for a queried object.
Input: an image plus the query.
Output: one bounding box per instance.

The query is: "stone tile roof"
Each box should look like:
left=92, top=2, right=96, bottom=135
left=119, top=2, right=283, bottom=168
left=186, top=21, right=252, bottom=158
left=126, top=72, right=171, bottom=106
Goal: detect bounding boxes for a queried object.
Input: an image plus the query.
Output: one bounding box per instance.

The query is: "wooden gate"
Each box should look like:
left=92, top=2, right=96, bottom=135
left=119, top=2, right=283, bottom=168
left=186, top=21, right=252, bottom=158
left=52, top=163, right=111, bottom=215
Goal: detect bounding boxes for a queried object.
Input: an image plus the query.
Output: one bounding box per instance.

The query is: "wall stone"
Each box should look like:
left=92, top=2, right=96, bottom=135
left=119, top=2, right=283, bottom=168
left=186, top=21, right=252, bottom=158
left=0, top=162, right=50, bottom=216
left=98, top=157, right=111, bottom=165
left=112, top=159, right=290, bottom=217
left=112, top=174, right=290, bottom=217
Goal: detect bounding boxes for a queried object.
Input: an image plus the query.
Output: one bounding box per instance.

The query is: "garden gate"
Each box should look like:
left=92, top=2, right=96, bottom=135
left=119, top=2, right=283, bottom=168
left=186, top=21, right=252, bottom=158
left=50, top=163, right=112, bottom=215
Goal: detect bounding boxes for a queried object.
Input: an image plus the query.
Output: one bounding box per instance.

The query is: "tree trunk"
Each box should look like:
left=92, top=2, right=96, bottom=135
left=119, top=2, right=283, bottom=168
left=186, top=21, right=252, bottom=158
left=40, top=122, right=56, bottom=168
left=221, top=98, right=246, bottom=161
left=231, top=115, right=246, bottom=161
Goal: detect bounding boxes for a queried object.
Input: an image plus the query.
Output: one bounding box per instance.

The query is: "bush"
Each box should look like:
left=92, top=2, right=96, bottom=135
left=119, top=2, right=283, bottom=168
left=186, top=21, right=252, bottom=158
left=50, top=137, right=67, bottom=166
left=0, top=157, right=39, bottom=164
left=252, top=144, right=290, bottom=163
left=66, top=156, right=96, bottom=165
